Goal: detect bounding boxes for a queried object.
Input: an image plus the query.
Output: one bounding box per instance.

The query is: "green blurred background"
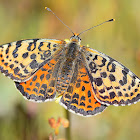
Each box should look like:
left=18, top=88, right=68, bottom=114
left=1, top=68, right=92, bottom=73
left=0, top=0, right=140, bottom=140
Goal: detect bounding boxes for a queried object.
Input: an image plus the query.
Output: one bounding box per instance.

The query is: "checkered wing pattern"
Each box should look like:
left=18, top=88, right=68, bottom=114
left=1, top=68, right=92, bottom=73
left=0, top=39, right=65, bottom=82
left=15, top=41, right=65, bottom=102
left=60, top=58, right=107, bottom=116
left=84, top=47, right=140, bottom=106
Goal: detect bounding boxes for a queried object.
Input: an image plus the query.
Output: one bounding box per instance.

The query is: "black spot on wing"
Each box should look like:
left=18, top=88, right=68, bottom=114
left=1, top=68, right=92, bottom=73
left=30, top=60, right=38, bottom=69
left=22, top=52, right=28, bottom=58
left=30, top=53, right=36, bottom=59
left=80, top=102, right=85, bottom=106
left=38, top=42, right=44, bottom=51
left=47, top=42, right=51, bottom=49
left=32, top=75, right=37, bottom=81
left=118, top=91, right=123, bottom=97
left=15, top=82, right=24, bottom=95
left=4, top=63, right=8, bottom=66
left=89, top=62, right=98, bottom=73
left=109, top=74, right=116, bottom=81
left=125, top=93, right=129, bottom=97
left=88, top=90, right=91, bottom=97
left=98, top=58, right=107, bottom=67
left=10, top=64, right=14, bottom=69
left=82, top=86, right=85, bottom=91
left=73, top=93, right=79, bottom=99
left=14, top=67, right=20, bottom=74
left=27, top=39, right=38, bottom=51
left=99, top=89, right=105, bottom=93
left=35, top=82, right=40, bottom=88
left=71, top=99, right=78, bottom=105
left=6, top=43, right=11, bottom=54
left=100, top=72, right=107, bottom=78
left=40, top=74, right=44, bottom=81
left=12, top=49, right=18, bottom=58
left=107, top=61, right=116, bottom=72
left=94, top=78, right=103, bottom=86
left=81, top=96, right=85, bottom=101
left=67, top=86, right=73, bottom=93
left=23, top=68, right=29, bottom=74
left=20, top=63, right=25, bottom=68
left=109, top=91, right=116, bottom=99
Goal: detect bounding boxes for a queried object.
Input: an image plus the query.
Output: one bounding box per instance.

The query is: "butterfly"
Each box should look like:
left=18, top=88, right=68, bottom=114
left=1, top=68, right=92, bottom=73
left=0, top=8, right=140, bottom=117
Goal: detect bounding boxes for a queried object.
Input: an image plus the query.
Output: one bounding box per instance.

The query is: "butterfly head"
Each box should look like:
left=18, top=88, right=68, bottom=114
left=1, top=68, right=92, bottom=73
left=70, top=33, right=81, bottom=44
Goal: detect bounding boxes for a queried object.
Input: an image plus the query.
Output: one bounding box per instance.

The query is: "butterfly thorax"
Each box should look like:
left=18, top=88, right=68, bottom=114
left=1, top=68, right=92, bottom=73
left=65, top=42, right=79, bottom=59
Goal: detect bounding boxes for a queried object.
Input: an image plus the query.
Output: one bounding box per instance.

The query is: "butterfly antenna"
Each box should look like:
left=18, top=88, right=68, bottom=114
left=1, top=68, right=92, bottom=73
left=78, top=19, right=115, bottom=36
left=45, top=7, right=75, bottom=35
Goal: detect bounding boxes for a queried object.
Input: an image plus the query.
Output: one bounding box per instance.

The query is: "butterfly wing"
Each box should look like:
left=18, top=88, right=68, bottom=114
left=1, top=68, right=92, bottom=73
left=59, top=58, right=107, bottom=117
left=84, top=47, right=140, bottom=106
left=0, top=39, right=65, bottom=82
left=15, top=49, right=65, bottom=102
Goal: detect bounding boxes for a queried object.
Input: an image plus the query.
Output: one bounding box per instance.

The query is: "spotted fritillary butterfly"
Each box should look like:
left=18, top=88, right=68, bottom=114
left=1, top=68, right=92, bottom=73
left=0, top=8, right=140, bottom=117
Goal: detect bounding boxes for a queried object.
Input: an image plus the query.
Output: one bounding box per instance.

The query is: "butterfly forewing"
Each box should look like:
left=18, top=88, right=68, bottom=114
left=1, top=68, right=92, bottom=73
left=84, top=47, right=140, bottom=106
left=0, top=39, right=65, bottom=82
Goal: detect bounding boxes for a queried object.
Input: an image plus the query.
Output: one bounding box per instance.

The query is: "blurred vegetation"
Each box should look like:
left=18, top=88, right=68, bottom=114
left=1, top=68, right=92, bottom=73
left=0, top=0, right=140, bottom=140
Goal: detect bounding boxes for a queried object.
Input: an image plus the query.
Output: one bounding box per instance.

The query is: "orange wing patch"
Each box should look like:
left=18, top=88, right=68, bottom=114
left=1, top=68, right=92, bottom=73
left=0, top=39, right=65, bottom=82
left=60, top=59, right=107, bottom=116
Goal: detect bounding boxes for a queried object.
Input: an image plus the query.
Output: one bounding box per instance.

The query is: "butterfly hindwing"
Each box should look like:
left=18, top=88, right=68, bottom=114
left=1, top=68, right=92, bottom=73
left=84, top=47, right=140, bottom=106
left=60, top=58, right=107, bottom=116
left=0, top=39, right=65, bottom=82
